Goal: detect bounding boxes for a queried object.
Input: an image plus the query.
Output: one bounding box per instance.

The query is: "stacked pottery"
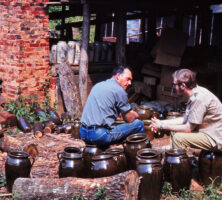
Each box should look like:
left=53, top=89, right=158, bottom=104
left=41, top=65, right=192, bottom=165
left=199, top=150, right=222, bottom=186
left=105, top=147, right=128, bottom=173
left=124, top=133, right=151, bottom=169
left=91, top=154, right=119, bottom=178
left=57, top=147, right=85, bottom=178
left=163, top=149, right=191, bottom=193
left=5, top=151, right=35, bottom=192
left=136, top=148, right=163, bottom=200
left=83, top=144, right=103, bottom=178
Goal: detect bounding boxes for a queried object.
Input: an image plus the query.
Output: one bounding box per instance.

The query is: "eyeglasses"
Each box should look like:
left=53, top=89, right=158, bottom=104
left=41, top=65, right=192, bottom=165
left=172, top=82, right=182, bottom=87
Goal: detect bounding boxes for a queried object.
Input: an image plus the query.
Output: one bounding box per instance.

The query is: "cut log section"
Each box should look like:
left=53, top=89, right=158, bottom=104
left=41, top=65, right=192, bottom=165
left=0, top=135, right=38, bottom=158
left=13, top=170, right=139, bottom=200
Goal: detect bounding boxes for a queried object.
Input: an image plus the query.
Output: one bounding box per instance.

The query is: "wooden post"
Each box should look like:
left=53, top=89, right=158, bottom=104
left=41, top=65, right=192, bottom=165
left=115, top=10, right=126, bottom=66
left=95, top=12, right=102, bottom=42
left=79, top=2, right=90, bottom=107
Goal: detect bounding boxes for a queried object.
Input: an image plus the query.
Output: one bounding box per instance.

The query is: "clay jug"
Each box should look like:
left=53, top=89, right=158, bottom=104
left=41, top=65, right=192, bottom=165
left=143, top=120, right=155, bottom=141
left=136, top=105, right=153, bottom=120
left=163, top=149, right=191, bottom=193
left=105, top=147, right=128, bottom=173
left=83, top=144, right=103, bottom=178
left=136, top=148, right=163, bottom=200
left=18, top=117, right=31, bottom=133
left=124, top=133, right=151, bottom=169
left=57, top=147, right=84, bottom=178
left=5, top=151, right=35, bottom=192
left=199, top=150, right=222, bottom=186
left=91, top=154, right=118, bottom=178
left=72, top=120, right=81, bottom=139
left=47, top=108, right=62, bottom=125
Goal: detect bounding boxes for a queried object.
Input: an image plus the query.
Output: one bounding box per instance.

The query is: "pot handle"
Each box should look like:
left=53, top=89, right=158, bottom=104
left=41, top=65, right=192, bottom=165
left=29, top=156, right=35, bottom=167
left=57, top=152, right=63, bottom=162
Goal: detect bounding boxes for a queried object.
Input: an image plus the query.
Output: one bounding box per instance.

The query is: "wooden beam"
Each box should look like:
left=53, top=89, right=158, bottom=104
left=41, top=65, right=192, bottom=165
left=79, top=2, right=90, bottom=107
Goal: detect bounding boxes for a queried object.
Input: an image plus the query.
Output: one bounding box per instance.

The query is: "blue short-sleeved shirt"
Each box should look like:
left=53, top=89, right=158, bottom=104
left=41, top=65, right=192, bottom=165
left=80, top=77, right=131, bottom=128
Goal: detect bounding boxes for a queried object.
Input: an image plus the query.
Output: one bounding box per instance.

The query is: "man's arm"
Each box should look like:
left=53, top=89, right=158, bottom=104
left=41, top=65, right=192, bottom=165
left=123, top=110, right=139, bottom=123
left=151, top=117, right=197, bottom=133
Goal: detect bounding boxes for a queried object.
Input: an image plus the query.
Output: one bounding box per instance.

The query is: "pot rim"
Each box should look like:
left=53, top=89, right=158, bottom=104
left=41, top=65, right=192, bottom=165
left=126, top=133, right=147, bottom=143
left=165, top=148, right=186, bottom=156
left=92, top=154, right=113, bottom=161
left=106, top=147, right=124, bottom=155
left=8, top=151, right=29, bottom=158
left=137, top=148, right=160, bottom=158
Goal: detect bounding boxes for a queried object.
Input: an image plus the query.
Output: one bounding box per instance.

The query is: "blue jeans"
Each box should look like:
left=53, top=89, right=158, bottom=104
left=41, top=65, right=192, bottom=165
left=80, top=119, right=145, bottom=147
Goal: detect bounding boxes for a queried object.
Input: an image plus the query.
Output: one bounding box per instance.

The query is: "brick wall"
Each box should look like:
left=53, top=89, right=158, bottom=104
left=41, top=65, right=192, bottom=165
left=0, top=0, right=51, bottom=104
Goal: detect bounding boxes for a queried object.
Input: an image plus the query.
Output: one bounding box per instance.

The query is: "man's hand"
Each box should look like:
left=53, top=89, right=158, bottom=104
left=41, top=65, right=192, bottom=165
left=150, top=117, right=162, bottom=133
left=123, top=110, right=139, bottom=123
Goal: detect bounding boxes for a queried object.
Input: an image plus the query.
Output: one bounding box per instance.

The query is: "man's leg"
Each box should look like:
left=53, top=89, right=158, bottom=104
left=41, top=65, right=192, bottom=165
left=170, top=131, right=214, bottom=151
left=108, top=119, right=145, bottom=143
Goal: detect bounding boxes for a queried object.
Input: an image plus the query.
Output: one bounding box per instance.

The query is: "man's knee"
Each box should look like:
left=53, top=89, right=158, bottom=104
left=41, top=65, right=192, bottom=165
left=132, top=119, right=145, bottom=133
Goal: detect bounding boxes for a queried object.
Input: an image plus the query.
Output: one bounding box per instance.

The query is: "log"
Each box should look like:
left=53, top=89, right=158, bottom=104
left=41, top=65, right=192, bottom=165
left=57, top=63, right=82, bottom=119
left=0, top=135, right=38, bottom=158
left=13, top=170, right=139, bottom=200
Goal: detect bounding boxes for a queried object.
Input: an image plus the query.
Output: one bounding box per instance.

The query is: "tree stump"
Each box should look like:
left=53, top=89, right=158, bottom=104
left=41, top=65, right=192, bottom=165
left=13, top=170, right=139, bottom=200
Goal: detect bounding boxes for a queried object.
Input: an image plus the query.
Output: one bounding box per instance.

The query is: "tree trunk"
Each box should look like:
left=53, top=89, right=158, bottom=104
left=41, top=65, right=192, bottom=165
left=57, top=63, right=82, bottom=119
left=13, top=170, right=139, bottom=200
left=79, top=2, right=90, bottom=107
left=0, top=135, right=38, bottom=158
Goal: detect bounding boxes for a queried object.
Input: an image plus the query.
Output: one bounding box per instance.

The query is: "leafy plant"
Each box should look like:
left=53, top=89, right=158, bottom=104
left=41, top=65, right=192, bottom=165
left=0, top=172, right=6, bottom=188
left=73, top=193, right=85, bottom=200
left=94, top=185, right=111, bottom=200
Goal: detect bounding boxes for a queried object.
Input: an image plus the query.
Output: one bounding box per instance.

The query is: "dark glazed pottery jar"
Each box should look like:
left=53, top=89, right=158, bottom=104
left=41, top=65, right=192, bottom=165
left=136, top=105, right=153, bottom=120
left=143, top=120, right=155, bottom=141
left=136, top=148, right=163, bottom=200
left=124, top=133, right=151, bottom=169
left=57, top=147, right=84, bottom=178
left=47, top=108, right=62, bottom=125
left=5, top=151, right=35, bottom=192
left=163, top=149, right=191, bottom=193
left=83, top=144, right=103, bottom=178
left=72, top=120, right=81, bottom=139
left=91, top=154, right=118, bottom=178
left=18, top=117, right=31, bottom=133
left=105, top=147, right=128, bottom=173
left=199, top=150, right=222, bottom=186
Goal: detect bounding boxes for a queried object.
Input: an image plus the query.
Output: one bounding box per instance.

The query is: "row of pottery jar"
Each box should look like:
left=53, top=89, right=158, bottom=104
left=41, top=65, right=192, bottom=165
left=49, top=41, right=81, bottom=65
left=136, top=148, right=192, bottom=200
left=57, top=145, right=128, bottom=178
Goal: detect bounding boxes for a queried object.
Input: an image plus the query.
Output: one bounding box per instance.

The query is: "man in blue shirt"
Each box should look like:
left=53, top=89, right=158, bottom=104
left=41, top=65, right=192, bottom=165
left=80, top=66, right=145, bottom=147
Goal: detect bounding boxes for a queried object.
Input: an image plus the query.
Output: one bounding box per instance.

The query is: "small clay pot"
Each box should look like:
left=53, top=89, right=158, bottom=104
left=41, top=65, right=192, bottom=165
left=57, top=147, right=84, bottom=178
left=17, top=117, right=31, bottom=133
left=136, top=105, right=153, bottom=120
left=124, top=133, right=151, bottom=169
left=72, top=120, right=81, bottom=139
left=5, top=151, right=35, bottom=192
left=83, top=144, right=103, bottom=178
left=106, top=147, right=128, bottom=173
left=47, top=108, right=62, bottom=125
left=91, top=154, right=118, bottom=178
left=143, top=120, right=155, bottom=141
left=136, top=148, right=163, bottom=200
